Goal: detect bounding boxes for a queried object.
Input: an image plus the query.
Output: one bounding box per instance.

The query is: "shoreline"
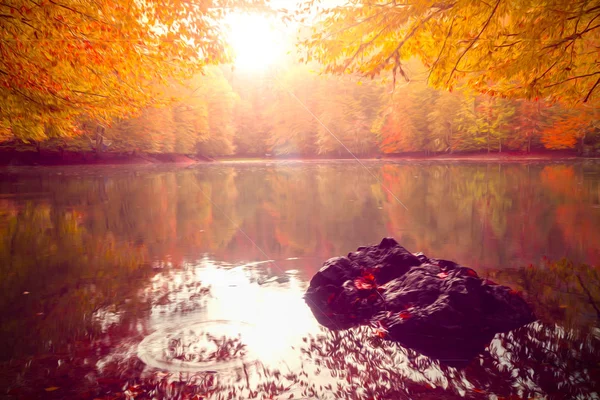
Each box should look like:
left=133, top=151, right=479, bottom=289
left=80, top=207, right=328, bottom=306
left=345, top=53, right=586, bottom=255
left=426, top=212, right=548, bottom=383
left=0, top=149, right=597, bottom=167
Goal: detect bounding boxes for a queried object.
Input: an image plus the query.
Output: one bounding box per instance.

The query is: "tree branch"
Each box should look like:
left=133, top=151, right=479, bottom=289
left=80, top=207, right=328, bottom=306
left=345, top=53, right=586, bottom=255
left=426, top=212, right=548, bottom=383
left=584, top=77, right=600, bottom=102
left=321, top=8, right=389, bottom=41
left=446, top=0, right=501, bottom=85
left=544, top=71, right=600, bottom=88
left=531, top=60, right=558, bottom=87
left=48, top=0, right=102, bottom=22
left=576, top=274, right=600, bottom=319
left=494, top=40, right=522, bottom=48
left=384, top=3, right=455, bottom=66
left=343, top=22, right=393, bottom=71
left=70, top=90, right=109, bottom=98
left=428, top=16, right=456, bottom=83
left=543, top=22, right=600, bottom=49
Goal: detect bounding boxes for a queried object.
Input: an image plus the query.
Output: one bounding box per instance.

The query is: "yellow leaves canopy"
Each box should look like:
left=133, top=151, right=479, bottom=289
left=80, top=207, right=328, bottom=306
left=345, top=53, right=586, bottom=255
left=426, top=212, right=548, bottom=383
left=0, top=0, right=266, bottom=140
left=301, top=0, right=600, bottom=106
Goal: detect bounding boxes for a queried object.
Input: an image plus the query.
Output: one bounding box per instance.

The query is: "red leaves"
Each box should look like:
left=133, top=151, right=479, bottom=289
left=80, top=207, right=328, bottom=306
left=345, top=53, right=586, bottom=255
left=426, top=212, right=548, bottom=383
left=326, top=293, right=336, bottom=304
left=397, top=310, right=412, bottom=320
left=353, top=278, right=374, bottom=290
left=466, top=269, right=478, bottom=277
left=371, top=320, right=388, bottom=338
left=361, top=271, right=376, bottom=282
left=374, top=329, right=387, bottom=338
left=354, top=268, right=378, bottom=290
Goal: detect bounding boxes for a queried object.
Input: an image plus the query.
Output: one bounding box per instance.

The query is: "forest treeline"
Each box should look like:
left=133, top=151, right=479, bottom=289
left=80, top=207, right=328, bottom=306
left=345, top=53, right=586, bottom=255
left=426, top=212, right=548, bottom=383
left=4, top=65, right=600, bottom=157
left=2, top=0, right=599, bottom=154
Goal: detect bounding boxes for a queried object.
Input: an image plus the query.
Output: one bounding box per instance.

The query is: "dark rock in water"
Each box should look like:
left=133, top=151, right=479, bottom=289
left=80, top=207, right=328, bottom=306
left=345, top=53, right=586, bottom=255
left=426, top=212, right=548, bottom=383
left=304, top=238, right=535, bottom=367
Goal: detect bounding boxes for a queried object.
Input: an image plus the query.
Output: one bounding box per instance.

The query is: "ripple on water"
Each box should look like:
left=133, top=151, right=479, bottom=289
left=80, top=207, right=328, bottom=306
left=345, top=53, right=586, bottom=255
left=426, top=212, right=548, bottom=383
left=137, top=320, right=260, bottom=373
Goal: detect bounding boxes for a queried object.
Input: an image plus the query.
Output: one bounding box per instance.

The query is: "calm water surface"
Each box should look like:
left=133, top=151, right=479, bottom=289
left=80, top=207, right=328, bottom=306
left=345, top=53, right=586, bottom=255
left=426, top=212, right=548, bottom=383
left=1, top=160, right=599, bottom=399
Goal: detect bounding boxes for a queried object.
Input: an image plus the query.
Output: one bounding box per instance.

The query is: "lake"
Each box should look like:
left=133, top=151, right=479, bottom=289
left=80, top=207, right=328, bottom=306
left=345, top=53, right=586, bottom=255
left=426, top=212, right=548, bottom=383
left=1, top=160, right=599, bottom=399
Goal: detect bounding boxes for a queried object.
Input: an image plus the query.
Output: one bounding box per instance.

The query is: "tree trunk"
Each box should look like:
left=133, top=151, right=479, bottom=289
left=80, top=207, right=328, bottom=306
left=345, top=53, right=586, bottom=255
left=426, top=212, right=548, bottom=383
left=96, top=133, right=104, bottom=154
left=579, top=131, right=586, bottom=155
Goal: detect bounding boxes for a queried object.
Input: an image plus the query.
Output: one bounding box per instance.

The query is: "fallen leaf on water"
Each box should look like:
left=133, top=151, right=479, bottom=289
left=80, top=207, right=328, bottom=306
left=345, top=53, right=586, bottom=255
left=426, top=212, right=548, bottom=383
left=44, top=387, right=59, bottom=392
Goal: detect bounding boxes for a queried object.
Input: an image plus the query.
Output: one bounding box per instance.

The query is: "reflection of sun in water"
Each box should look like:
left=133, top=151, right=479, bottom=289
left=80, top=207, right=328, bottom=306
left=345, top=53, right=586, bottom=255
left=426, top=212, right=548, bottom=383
left=138, top=261, right=321, bottom=372
left=225, top=13, right=284, bottom=71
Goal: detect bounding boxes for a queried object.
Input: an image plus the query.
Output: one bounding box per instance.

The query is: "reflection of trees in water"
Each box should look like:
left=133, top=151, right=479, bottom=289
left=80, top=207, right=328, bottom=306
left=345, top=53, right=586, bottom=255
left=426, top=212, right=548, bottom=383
left=293, top=258, right=600, bottom=399
left=377, top=162, right=600, bottom=268
left=0, top=202, right=149, bottom=360
left=25, top=320, right=596, bottom=399
left=1, top=255, right=599, bottom=398
left=1, top=163, right=600, bottom=398
left=294, top=321, right=599, bottom=399
left=2, top=162, right=599, bottom=273
left=494, top=259, right=600, bottom=329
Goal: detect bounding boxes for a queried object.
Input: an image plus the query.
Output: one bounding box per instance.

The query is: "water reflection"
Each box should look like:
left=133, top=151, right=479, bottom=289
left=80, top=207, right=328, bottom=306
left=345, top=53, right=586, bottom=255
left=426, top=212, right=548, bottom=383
left=0, top=161, right=599, bottom=398
left=138, top=261, right=320, bottom=374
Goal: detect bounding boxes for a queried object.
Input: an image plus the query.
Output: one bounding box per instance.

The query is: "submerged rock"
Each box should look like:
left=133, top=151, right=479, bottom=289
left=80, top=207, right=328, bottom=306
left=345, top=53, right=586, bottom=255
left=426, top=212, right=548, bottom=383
left=304, top=238, right=535, bottom=366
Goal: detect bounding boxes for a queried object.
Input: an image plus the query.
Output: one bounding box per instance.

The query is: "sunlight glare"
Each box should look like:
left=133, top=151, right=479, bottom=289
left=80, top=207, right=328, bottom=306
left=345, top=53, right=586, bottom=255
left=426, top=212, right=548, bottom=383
left=225, top=13, right=285, bottom=72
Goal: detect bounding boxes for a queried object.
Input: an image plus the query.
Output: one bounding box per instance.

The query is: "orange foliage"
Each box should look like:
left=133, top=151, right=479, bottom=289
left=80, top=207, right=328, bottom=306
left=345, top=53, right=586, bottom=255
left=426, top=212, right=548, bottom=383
left=380, top=112, right=419, bottom=153
left=541, top=114, right=589, bottom=149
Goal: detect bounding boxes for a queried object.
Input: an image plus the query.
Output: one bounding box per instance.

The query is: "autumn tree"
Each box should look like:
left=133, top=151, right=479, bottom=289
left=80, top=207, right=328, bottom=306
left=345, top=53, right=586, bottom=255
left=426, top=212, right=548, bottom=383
left=427, top=91, right=463, bottom=153
left=375, top=84, right=433, bottom=154
left=314, top=77, right=381, bottom=156
left=475, top=96, right=515, bottom=153
left=193, top=69, right=239, bottom=156
left=173, top=102, right=210, bottom=154
left=0, top=0, right=267, bottom=141
left=266, top=67, right=319, bottom=155
left=106, top=107, right=176, bottom=153
left=508, top=100, right=551, bottom=152
left=541, top=108, right=597, bottom=152
left=94, top=68, right=238, bottom=156
left=224, top=68, right=275, bottom=156
left=376, top=98, right=419, bottom=153
left=301, top=0, right=600, bottom=106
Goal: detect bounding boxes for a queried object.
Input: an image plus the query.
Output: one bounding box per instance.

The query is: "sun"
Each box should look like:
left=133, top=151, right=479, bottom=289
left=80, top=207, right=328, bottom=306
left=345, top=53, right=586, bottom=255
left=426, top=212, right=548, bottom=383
left=225, top=13, right=285, bottom=72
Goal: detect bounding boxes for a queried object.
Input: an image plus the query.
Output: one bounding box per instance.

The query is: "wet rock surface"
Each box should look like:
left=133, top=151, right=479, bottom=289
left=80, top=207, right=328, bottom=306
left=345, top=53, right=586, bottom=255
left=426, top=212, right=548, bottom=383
left=305, top=238, right=536, bottom=366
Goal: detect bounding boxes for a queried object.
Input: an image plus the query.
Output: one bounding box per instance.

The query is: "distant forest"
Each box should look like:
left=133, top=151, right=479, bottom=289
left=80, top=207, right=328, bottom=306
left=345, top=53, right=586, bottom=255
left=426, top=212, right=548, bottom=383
left=8, top=64, right=600, bottom=157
